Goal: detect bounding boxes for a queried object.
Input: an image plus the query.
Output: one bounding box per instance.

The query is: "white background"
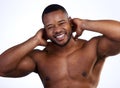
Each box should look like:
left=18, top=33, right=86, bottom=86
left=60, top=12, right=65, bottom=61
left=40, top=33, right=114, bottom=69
left=0, top=0, right=120, bottom=88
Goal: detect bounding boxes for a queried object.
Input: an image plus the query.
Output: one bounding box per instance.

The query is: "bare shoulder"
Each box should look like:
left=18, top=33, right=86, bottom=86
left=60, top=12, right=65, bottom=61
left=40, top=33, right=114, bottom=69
left=85, top=35, right=120, bottom=58
left=30, top=42, right=56, bottom=60
left=78, top=36, right=100, bottom=49
left=77, top=37, right=102, bottom=60
left=29, top=48, right=47, bottom=61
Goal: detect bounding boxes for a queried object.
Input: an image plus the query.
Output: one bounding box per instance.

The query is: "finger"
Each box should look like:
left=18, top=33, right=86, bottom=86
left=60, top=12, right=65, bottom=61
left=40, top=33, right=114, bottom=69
left=74, top=33, right=79, bottom=40
left=38, top=29, right=48, bottom=46
left=75, top=29, right=83, bottom=39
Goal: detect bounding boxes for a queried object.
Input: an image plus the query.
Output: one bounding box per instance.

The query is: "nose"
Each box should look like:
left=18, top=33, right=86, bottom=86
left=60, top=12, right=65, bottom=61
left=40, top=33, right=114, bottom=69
left=53, top=25, right=62, bottom=34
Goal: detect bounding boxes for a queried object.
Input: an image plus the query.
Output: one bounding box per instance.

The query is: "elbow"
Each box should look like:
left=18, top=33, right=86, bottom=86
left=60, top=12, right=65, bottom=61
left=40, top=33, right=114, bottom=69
left=115, top=28, right=120, bottom=42
left=0, top=65, right=10, bottom=77
left=115, top=31, right=120, bottom=42
left=114, top=36, right=120, bottom=42
left=0, top=71, right=6, bottom=77
left=110, top=33, right=120, bottom=42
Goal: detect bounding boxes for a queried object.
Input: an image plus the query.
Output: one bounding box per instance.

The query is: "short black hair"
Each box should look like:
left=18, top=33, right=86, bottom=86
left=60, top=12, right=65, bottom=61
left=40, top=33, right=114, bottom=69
left=42, top=4, right=68, bottom=23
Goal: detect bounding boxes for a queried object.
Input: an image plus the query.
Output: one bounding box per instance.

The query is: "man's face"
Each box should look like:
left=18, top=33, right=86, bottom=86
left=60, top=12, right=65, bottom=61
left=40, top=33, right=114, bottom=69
left=43, top=10, right=72, bottom=46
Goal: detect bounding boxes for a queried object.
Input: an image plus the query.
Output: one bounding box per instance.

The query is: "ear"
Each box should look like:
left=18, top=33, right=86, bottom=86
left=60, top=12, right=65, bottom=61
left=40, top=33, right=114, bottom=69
left=68, top=17, right=72, bottom=23
left=68, top=17, right=72, bottom=20
left=68, top=17, right=75, bottom=32
left=68, top=17, right=73, bottom=27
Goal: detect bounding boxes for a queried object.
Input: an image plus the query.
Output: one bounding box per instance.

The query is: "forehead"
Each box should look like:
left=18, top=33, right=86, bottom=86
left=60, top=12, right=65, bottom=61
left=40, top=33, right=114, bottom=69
left=43, top=10, right=68, bottom=25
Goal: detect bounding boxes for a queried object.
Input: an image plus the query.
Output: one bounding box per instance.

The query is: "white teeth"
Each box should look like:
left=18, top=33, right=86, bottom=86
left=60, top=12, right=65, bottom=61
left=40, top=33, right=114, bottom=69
left=56, top=34, right=64, bottom=39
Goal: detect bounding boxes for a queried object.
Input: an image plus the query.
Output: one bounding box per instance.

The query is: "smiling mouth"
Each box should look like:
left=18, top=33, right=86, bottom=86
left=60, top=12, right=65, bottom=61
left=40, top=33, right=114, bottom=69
left=55, top=33, right=65, bottom=41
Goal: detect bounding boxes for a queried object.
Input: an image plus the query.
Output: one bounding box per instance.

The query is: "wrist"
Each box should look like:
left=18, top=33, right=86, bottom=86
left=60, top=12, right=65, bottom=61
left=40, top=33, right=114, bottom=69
left=31, top=36, right=40, bottom=46
left=81, top=19, right=89, bottom=30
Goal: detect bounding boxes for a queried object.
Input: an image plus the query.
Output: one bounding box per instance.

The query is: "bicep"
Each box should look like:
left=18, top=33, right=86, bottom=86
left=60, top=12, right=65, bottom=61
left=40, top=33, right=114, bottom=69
left=4, top=56, right=36, bottom=77
left=97, top=36, right=120, bottom=57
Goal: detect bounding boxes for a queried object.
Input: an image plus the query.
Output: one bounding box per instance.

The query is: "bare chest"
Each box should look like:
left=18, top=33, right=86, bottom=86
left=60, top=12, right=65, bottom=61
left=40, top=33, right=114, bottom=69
left=37, top=49, right=98, bottom=83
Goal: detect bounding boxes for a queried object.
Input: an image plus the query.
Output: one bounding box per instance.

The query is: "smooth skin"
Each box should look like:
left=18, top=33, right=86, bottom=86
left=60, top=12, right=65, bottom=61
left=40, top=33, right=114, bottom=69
left=0, top=10, right=120, bottom=88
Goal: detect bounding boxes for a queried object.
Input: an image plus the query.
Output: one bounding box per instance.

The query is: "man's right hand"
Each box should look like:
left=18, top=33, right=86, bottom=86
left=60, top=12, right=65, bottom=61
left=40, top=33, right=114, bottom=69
left=34, top=28, right=48, bottom=46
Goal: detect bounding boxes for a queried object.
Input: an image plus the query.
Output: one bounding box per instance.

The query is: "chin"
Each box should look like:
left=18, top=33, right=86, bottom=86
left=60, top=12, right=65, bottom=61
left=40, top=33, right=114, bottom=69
left=55, top=40, right=70, bottom=47
left=58, top=43, right=68, bottom=47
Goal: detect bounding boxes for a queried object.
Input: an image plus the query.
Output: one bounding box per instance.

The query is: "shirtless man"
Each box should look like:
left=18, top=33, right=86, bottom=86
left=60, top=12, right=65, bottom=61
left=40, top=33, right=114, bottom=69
left=0, top=4, right=120, bottom=88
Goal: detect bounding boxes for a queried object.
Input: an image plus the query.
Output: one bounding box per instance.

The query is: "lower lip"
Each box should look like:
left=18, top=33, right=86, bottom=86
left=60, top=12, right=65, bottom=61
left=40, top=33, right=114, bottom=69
left=56, top=35, right=65, bottom=41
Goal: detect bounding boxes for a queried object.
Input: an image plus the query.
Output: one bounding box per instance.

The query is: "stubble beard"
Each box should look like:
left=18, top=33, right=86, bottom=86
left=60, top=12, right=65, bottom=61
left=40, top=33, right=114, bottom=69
left=51, top=31, right=72, bottom=47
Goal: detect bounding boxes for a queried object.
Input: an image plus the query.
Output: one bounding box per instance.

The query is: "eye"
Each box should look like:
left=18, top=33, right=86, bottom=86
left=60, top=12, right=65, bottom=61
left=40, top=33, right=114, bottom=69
left=46, top=25, right=54, bottom=30
left=47, top=26, right=53, bottom=30
left=59, top=21, right=66, bottom=26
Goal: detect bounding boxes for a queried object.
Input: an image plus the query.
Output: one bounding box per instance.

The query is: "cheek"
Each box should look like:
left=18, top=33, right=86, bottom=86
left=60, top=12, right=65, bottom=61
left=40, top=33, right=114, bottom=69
left=66, top=25, right=72, bottom=32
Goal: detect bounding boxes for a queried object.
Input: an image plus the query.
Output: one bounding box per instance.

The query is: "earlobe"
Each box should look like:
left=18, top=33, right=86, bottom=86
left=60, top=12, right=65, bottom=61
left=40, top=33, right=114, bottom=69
left=68, top=17, right=72, bottom=23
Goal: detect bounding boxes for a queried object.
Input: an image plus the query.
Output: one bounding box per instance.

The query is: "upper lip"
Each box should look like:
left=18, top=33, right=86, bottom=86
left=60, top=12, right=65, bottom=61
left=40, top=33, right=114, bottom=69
left=56, top=34, right=65, bottom=38
left=54, top=31, right=66, bottom=38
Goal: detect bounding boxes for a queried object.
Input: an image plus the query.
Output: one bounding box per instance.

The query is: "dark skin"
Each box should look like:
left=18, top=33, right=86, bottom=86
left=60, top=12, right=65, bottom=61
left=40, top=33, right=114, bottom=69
left=0, top=10, right=120, bottom=88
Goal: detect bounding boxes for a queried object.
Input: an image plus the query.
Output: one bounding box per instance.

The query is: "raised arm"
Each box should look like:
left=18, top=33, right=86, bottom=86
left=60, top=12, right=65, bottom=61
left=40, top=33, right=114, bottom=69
left=0, top=29, right=47, bottom=77
left=72, top=18, right=120, bottom=57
